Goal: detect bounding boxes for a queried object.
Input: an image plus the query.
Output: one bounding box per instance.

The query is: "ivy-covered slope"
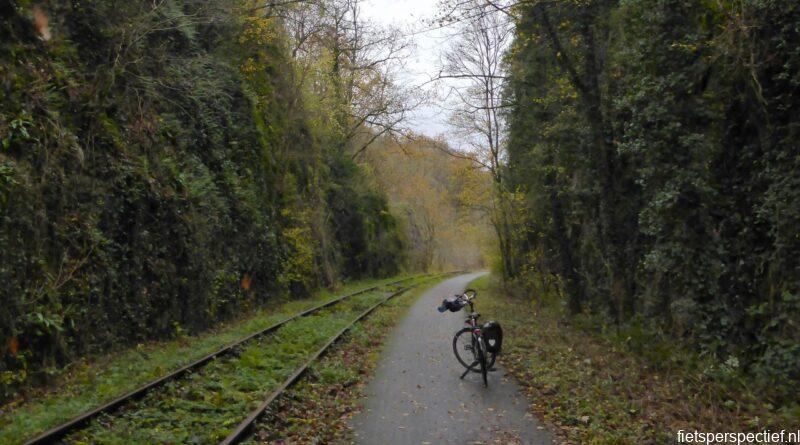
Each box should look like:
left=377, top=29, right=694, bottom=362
left=0, top=0, right=404, bottom=400
left=503, top=0, right=800, bottom=395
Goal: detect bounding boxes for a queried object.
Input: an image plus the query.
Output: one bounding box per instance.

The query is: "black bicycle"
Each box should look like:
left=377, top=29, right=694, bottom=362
left=438, top=289, right=502, bottom=387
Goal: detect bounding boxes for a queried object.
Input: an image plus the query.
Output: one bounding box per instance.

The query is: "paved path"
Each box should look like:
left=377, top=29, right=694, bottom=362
left=348, top=273, right=556, bottom=445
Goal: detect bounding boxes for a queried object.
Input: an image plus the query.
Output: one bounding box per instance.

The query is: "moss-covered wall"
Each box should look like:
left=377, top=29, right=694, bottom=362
left=0, top=0, right=404, bottom=399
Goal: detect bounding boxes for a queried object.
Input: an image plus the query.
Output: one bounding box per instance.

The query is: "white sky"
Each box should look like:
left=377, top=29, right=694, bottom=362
left=361, top=0, right=455, bottom=138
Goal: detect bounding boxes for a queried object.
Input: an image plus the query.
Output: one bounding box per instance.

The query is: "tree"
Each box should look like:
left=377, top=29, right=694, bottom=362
left=503, top=0, right=800, bottom=394
left=271, top=0, right=422, bottom=157
left=434, top=0, right=518, bottom=279
left=364, top=136, right=491, bottom=271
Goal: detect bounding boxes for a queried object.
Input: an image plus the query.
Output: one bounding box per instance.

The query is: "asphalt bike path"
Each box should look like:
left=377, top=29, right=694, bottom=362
left=348, top=272, right=556, bottom=444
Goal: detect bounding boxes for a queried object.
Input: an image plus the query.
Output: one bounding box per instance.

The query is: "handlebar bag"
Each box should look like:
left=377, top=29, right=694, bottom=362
left=437, top=297, right=464, bottom=313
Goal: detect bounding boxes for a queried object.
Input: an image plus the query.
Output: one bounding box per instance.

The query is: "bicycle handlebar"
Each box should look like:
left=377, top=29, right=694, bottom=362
left=438, top=289, right=478, bottom=313
left=457, top=288, right=477, bottom=301
left=454, top=289, right=478, bottom=313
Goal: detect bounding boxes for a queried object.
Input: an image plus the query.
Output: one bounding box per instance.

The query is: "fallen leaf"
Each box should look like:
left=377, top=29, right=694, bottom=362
left=8, top=338, right=19, bottom=356
left=32, top=7, right=51, bottom=41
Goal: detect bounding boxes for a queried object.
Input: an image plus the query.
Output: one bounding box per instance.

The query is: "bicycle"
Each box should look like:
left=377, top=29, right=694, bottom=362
left=438, top=289, right=501, bottom=388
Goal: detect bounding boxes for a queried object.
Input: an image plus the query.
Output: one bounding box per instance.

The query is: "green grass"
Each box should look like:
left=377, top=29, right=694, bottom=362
left=64, top=295, right=377, bottom=443
left=248, top=275, right=447, bottom=444
left=62, top=277, right=439, bottom=444
left=470, top=274, right=800, bottom=445
left=0, top=274, right=425, bottom=445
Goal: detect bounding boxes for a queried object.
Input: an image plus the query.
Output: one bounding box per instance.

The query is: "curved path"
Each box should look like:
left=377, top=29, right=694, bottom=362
left=348, top=272, right=556, bottom=445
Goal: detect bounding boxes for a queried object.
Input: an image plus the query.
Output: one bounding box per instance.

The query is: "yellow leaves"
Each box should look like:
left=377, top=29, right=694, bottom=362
left=555, top=76, right=578, bottom=101
left=236, top=16, right=278, bottom=76
left=240, top=57, right=260, bottom=75
left=32, top=7, right=51, bottom=41
left=241, top=275, right=252, bottom=291
left=239, top=16, right=277, bottom=46
left=279, top=221, right=317, bottom=290
left=670, top=41, right=700, bottom=53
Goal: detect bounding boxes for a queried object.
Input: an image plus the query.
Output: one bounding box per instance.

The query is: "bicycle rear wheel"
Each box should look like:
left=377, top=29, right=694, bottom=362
left=453, top=328, right=496, bottom=372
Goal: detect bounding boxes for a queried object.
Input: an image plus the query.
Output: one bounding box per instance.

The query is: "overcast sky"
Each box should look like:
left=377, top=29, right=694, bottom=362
left=360, top=0, right=454, bottom=138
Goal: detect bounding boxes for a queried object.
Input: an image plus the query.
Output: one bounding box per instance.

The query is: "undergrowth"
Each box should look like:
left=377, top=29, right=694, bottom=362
left=472, top=275, right=800, bottom=445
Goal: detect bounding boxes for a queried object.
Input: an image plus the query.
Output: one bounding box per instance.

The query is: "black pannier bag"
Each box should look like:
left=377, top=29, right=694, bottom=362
left=437, top=297, right=464, bottom=313
left=482, top=320, right=503, bottom=353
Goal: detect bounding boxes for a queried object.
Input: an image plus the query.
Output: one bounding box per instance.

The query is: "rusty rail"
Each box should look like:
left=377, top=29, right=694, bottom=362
left=23, top=275, right=426, bottom=445
left=219, top=280, right=426, bottom=445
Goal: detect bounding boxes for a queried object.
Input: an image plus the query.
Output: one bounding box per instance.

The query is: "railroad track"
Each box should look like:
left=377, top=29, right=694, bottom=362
left=219, top=279, right=435, bottom=445
left=23, top=275, right=439, bottom=445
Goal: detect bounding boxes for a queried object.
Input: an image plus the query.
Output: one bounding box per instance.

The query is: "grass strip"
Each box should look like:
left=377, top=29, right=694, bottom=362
left=61, top=276, right=436, bottom=444
left=1, top=274, right=422, bottom=445
left=246, top=275, right=446, bottom=444
left=61, top=291, right=387, bottom=444
left=469, top=275, right=800, bottom=445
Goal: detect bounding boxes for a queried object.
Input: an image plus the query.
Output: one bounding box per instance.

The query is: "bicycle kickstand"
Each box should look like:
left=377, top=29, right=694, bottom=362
left=460, top=361, right=478, bottom=379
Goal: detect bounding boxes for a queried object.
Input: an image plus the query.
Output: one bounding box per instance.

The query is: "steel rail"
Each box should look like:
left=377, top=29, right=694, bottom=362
left=219, top=278, right=431, bottom=445
left=22, top=275, right=426, bottom=445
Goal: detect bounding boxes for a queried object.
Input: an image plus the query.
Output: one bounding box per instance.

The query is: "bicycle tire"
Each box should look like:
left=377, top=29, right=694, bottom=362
left=477, top=336, right=488, bottom=387
left=452, top=328, right=496, bottom=372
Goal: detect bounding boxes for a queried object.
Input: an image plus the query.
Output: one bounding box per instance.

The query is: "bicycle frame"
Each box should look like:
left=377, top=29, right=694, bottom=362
left=466, top=311, right=481, bottom=338
left=459, top=298, right=486, bottom=380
